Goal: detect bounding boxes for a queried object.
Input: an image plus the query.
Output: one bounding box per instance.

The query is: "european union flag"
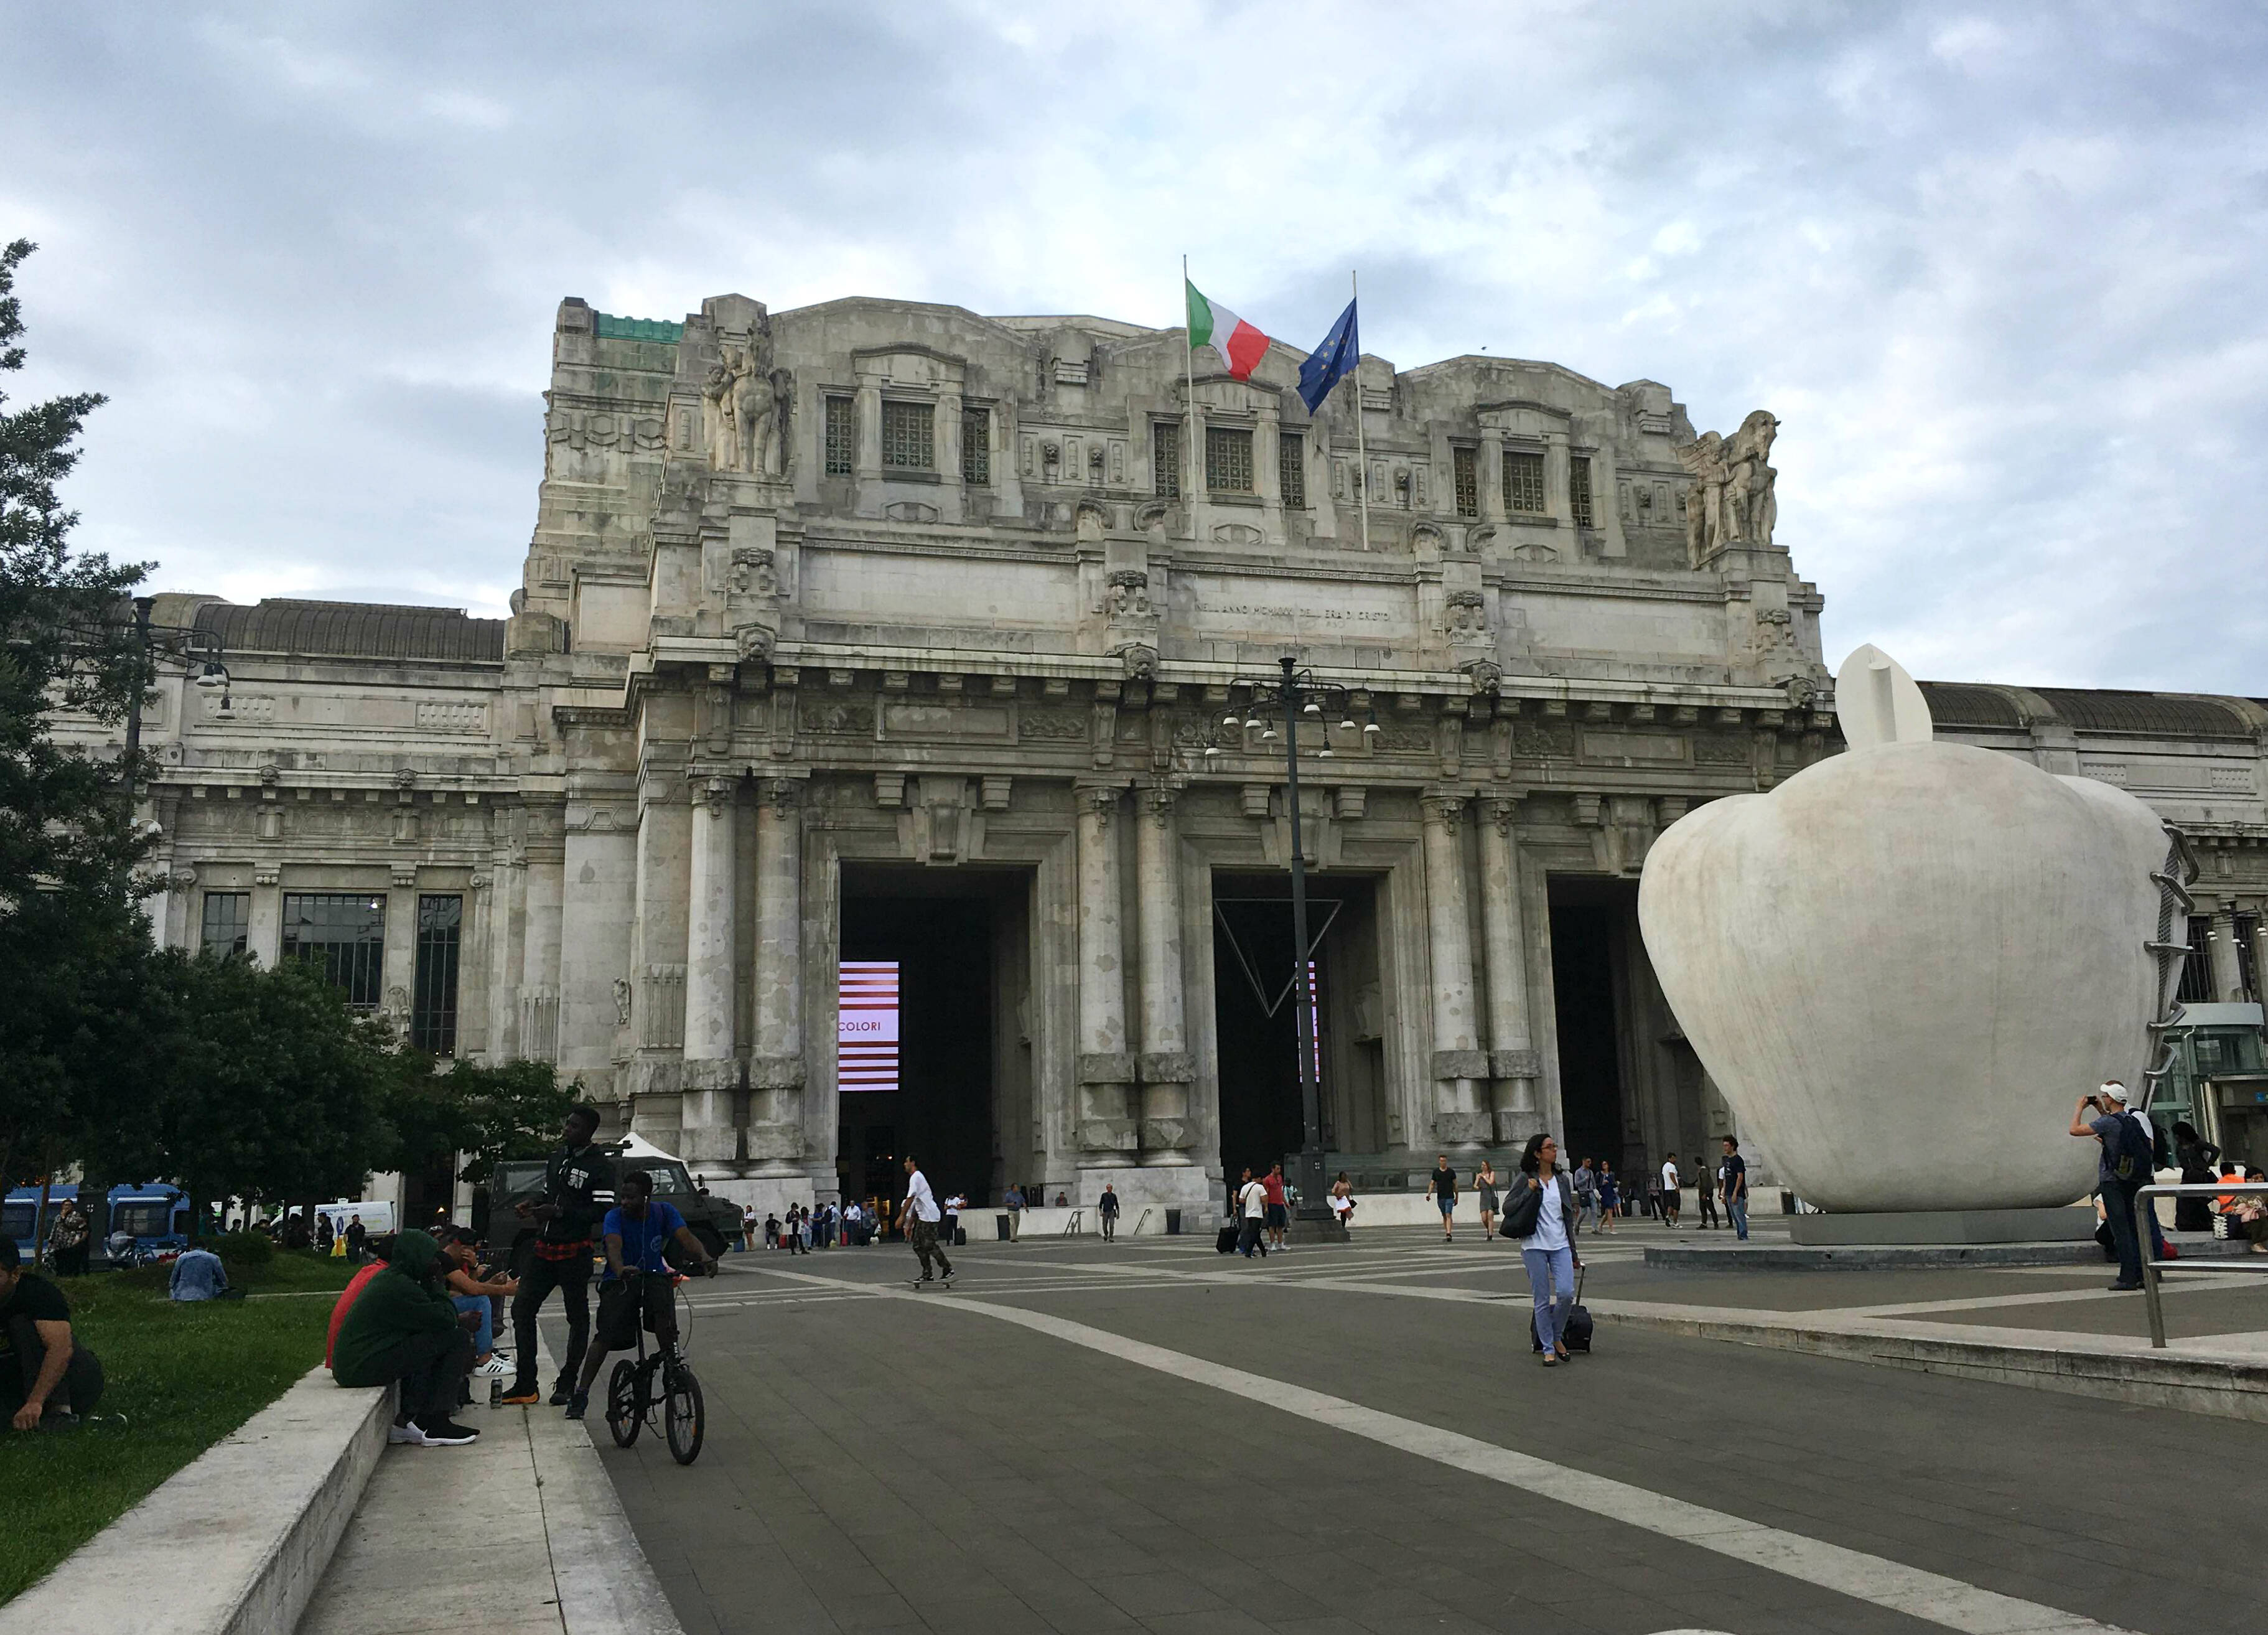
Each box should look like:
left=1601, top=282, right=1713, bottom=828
left=1295, top=298, right=1360, bottom=415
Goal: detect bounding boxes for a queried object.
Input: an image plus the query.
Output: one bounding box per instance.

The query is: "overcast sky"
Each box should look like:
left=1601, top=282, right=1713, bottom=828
left=6, top=2, right=2264, bottom=693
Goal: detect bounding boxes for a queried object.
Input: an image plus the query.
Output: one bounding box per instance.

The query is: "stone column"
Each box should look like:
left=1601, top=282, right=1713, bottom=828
left=680, top=777, right=739, bottom=1173
left=1543, top=430, right=1572, bottom=525
left=1076, top=784, right=1136, bottom=1154
left=2210, top=897, right=2247, bottom=1002
left=1478, top=798, right=1539, bottom=1143
left=1480, top=430, right=1508, bottom=525
left=748, top=777, right=806, bottom=1169
left=937, top=388, right=965, bottom=523
left=1134, top=785, right=1194, bottom=1163
left=248, top=868, right=283, bottom=968
left=1421, top=794, right=1488, bottom=1148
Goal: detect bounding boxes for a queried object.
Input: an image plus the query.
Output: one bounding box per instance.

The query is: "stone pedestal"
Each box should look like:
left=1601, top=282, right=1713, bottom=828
left=1788, top=1208, right=2096, bottom=1247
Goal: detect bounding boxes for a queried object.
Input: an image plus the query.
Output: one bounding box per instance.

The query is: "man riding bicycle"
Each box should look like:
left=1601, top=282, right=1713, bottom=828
left=564, top=1168, right=715, bottom=1421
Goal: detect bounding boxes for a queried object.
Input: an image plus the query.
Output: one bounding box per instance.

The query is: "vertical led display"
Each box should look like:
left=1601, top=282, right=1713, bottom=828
left=838, top=960, right=900, bottom=1092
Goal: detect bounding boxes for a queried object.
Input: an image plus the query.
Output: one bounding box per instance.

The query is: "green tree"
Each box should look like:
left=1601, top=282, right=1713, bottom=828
left=90, top=953, right=391, bottom=1212
left=0, top=238, right=154, bottom=1191
left=376, top=1052, right=577, bottom=1191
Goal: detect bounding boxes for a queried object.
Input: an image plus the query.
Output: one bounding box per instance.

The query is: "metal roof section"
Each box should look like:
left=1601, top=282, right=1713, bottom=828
left=1915, top=682, right=2024, bottom=729
left=191, top=598, right=506, bottom=665
left=2030, top=688, right=2252, bottom=738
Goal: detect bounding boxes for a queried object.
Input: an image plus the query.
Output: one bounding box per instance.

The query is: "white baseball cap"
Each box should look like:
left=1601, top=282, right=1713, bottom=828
left=2098, top=1081, right=2129, bottom=1103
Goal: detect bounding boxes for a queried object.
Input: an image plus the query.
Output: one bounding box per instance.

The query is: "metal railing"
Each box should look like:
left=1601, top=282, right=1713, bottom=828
left=2135, top=1181, right=2268, bottom=1347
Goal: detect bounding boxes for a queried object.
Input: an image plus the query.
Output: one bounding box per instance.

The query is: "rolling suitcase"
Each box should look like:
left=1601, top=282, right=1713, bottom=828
left=1529, top=1267, right=1593, bottom=1354
left=1216, top=1224, right=1239, bottom=1254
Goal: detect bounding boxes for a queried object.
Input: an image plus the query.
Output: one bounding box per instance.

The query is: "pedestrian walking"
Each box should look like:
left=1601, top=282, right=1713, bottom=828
left=1099, top=1183, right=1120, bottom=1242
left=1505, top=1133, right=1581, bottom=1368
left=1694, top=1153, right=1719, bottom=1229
left=901, top=1155, right=955, bottom=1287
left=344, top=1215, right=367, bottom=1263
left=2072, top=1082, right=2153, bottom=1290
left=1719, top=1136, right=1748, bottom=1241
left=1328, top=1172, right=1356, bottom=1235
left=1263, top=1164, right=1290, bottom=1251
left=1426, top=1153, right=1458, bottom=1242
left=502, top=1103, right=613, bottom=1408
left=740, top=1202, right=758, bottom=1253
left=1236, top=1168, right=1269, bottom=1258
left=1595, top=1163, right=1619, bottom=1233
left=1658, top=1155, right=1681, bottom=1227
left=1572, top=1159, right=1597, bottom=1232
left=1477, top=1160, right=1501, bottom=1240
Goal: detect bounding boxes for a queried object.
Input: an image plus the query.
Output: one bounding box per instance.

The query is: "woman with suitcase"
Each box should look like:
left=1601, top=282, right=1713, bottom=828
left=1504, top=1132, right=1582, bottom=1368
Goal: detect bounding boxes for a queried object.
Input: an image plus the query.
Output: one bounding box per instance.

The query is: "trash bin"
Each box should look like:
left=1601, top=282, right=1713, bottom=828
left=996, top=1212, right=1012, bottom=1240
left=1165, top=1207, right=1182, bottom=1235
left=954, top=1227, right=967, bottom=1247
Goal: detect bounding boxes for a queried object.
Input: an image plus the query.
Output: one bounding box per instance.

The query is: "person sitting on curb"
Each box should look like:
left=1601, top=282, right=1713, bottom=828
left=438, top=1227, right=516, bottom=1379
left=0, top=1239, right=104, bottom=1430
left=330, top=1229, right=483, bottom=1447
left=168, top=1237, right=230, bottom=1302
left=566, top=1169, right=716, bottom=1420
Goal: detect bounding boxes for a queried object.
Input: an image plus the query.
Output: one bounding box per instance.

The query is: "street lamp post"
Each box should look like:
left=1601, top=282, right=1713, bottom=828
left=1207, top=655, right=1377, bottom=1243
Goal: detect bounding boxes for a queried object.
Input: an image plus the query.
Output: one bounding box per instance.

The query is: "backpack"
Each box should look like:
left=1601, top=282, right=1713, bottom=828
left=2106, top=1112, right=2155, bottom=1184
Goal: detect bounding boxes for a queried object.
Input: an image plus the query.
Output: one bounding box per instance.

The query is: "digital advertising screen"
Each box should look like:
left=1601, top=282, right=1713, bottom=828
left=838, top=960, right=900, bottom=1093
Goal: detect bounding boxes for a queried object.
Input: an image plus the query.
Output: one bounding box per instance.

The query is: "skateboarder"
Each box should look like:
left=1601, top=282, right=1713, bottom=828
left=901, top=1155, right=955, bottom=1288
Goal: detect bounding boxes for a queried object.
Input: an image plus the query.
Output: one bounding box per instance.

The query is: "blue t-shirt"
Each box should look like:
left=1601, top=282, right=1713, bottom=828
left=602, top=1201, right=686, bottom=1281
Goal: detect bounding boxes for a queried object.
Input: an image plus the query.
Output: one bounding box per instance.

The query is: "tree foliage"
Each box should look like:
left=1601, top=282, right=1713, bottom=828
left=378, top=1054, right=579, bottom=1189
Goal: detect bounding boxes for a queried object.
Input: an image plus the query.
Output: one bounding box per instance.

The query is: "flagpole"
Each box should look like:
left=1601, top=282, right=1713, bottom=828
left=1348, top=269, right=1371, bottom=554
left=1183, top=255, right=1200, bottom=530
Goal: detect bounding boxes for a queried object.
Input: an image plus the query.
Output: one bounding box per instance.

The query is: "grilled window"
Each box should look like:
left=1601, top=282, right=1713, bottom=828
left=880, top=400, right=934, bottom=471
left=1570, top=456, right=1595, bottom=528
left=1206, top=426, right=1254, bottom=492
left=1153, top=422, right=1182, bottom=498
left=411, top=894, right=462, bottom=1056
left=1452, top=446, right=1479, bottom=517
left=1278, top=431, right=1306, bottom=508
left=1503, top=449, right=1546, bottom=514
left=200, top=891, right=250, bottom=958
left=2177, top=915, right=2215, bottom=1005
left=281, top=892, right=386, bottom=1010
left=823, top=396, right=854, bottom=476
left=2238, top=912, right=2261, bottom=1001
left=961, top=406, right=990, bottom=484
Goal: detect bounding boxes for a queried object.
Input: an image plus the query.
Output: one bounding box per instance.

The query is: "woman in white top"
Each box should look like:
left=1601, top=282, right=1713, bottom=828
left=1505, top=1131, right=1582, bottom=1367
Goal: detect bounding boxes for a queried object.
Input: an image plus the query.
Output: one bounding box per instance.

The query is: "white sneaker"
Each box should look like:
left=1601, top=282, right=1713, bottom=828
left=473, top=1356, right=511, bottom=1378
left=388, top=1420, right=432, bottom=1446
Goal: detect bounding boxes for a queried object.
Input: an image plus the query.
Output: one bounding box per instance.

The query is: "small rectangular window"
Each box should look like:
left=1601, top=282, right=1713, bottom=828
left=1206, top=426, right=1254, bottom=493
left=411, top=894, right=462, bottom=1056
left=200, top=891, right=250, bottom=958
left=880, top=401, right=935, bottom=471
left=1570, top=456, right=1595, bottom=528
left=281, top=892, right=386, bottom=1010
left=823, top=397, right=854, bottom=476
left=961, top=406, right=990, bottom=485
left=1278, top=431, right=1306, bottom=508
left=2177, top=915, right=2214, bottom=1005
left=1153, top=422, right=1182, bottom=498
left=1503, top=450, right=1546, bottom=515
left=1452, top=446, right=1479, bottom=518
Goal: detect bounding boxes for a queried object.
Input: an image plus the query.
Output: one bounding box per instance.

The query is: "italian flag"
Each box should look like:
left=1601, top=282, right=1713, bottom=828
left=1186, top=280, right=1270, bottom=380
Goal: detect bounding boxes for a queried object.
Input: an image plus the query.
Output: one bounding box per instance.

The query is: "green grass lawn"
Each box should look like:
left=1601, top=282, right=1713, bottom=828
left=0, top=1249, right=357, bottom=1605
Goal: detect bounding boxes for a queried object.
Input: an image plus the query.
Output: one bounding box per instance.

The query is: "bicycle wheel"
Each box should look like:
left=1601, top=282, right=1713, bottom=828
left=605, top=1359, right=642, bottom=1448
left=663, top=1362, right=704, bottom=1465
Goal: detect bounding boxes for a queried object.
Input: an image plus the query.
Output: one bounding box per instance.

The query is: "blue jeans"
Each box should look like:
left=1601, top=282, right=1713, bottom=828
left=451, top=1293, right=493, bottom=1357
left=2102, top=1180, right=2145, bottom=1286
left=1521, top=1245, right=1575, bottom=1352
left=1727, top=1197, right=1749, bottom=1240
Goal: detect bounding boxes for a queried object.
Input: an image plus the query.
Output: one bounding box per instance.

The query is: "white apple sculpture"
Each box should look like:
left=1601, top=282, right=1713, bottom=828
left=1637, top=647, right=2169, bottom=1214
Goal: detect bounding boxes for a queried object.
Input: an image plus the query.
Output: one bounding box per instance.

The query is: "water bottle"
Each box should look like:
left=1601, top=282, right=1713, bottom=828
left=489, top=1377, right=503, bottom=1408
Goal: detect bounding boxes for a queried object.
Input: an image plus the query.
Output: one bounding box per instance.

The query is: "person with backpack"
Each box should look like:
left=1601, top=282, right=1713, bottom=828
left=2073, top=1080, right=2154, bottom=1290
left=1694, top=1154, right=1719, bottom=1229
left=1505, top=1133, right=1582, bottom=1368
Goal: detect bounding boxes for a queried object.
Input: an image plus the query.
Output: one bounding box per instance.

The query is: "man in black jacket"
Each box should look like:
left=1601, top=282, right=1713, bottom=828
left=502, top=1105, right=614, bottom=1407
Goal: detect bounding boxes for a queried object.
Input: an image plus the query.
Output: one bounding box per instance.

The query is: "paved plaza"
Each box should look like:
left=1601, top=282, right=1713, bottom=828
left=552, top=1223, right=2266, bottom=1635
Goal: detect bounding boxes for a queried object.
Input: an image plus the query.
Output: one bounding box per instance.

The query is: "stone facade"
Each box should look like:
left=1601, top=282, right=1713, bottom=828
left=62, top=293, right=2268, bottom=1212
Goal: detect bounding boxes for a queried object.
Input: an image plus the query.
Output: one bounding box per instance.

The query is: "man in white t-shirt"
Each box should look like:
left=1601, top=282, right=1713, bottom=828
left=1658, top=1155, right=1681, bottom=1227
left=900, top=1156, right=955, bottom=1288
left=1235, top=1167, right=1270, bottom=1259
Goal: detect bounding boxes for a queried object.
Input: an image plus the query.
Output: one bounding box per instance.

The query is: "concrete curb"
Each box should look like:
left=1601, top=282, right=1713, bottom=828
left=1643, top=1236, right=2257, bottom=1271
left=1, top=1369, right=389, bottom=1635
left=530, top=1336, right=685, bottom=1635
left=1591, top=1301, right=2268, bottom=1424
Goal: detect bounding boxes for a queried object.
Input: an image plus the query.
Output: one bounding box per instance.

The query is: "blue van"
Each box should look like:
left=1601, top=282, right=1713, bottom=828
left=4, top=1184, right=80, bottom=1265
left=103, top=1184, right=195, bottom=1262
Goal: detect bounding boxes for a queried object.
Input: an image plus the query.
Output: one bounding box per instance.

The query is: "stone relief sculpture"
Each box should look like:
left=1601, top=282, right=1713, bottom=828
left=727, top=547, right=779, bottom=600
left=1675, top=410, right=1778, bottom=564
left=1445, top=589, right=1488, bottom=639
left=700, top=312, right=793, bottom=477
left=1106, top=569, right=1152, bottom=620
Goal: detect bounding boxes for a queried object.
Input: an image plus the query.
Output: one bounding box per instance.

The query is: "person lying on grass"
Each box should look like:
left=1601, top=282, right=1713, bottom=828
left=329, top=1229, right=483, bottom=1448
left=0, top=1237, right=104, bottom=1431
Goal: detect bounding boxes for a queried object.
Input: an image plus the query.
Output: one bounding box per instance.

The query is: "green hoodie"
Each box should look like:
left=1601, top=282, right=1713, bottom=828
left=331, top=1230, right=460, bottom=1387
